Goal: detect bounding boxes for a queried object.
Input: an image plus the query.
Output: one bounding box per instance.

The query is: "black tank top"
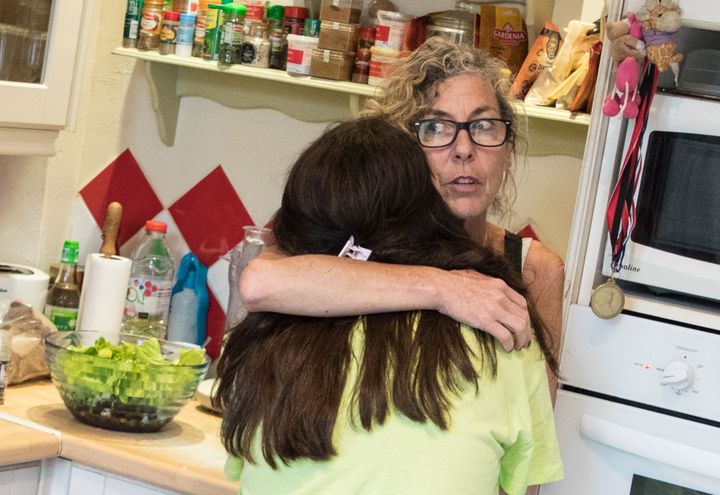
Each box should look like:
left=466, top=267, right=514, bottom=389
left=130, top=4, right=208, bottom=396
left=503, top=231, right=523, bottom=276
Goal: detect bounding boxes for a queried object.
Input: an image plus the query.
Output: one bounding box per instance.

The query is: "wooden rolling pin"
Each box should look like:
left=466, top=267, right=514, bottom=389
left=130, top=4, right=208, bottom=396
left=100, top=202, right=122, bottom=258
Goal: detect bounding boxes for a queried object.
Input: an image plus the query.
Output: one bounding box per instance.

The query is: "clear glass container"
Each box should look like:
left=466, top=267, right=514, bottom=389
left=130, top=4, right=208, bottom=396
left=0, top=0, right=52, bottom=83
left=426, top=10, right=475, bottom=46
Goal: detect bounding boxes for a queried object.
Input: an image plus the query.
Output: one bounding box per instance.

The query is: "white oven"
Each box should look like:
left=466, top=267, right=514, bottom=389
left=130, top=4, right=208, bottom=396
left=541, top=306, right=720, bottom=495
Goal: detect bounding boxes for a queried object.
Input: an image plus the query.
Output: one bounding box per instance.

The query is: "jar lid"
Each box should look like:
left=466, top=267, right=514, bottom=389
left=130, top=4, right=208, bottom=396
left=145, top=220, right=168, bottom=233
left=284, top=6, right=308, bottom=19
left=163, top=10, right=180, bottom=21
left=266, top=5, right=284, bottom=20
left=223, top=3, right=247, bottom=15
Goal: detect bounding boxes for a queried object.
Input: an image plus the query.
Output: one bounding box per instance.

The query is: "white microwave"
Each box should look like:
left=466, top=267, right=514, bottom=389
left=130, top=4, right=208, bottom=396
left=601, top=93, right=720, bottom=301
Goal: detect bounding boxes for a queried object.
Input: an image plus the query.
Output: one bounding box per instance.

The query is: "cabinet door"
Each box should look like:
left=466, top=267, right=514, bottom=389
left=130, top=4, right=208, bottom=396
left=0, top=462, right=41, bottom=495
left=0, top=0, right=84, bottom=128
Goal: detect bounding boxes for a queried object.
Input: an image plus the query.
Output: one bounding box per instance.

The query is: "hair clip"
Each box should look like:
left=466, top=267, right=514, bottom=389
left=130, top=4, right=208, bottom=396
left=338, top=236, right=372, bottom=261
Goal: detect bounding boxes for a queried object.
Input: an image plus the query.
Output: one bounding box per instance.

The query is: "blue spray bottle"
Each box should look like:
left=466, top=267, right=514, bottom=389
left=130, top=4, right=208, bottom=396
left=167, top=253, right=209, bottom=346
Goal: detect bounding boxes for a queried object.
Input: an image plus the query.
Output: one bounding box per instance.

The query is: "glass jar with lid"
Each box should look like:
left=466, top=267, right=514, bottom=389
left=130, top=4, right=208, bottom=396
left=426, top=9, right=475, bottom=46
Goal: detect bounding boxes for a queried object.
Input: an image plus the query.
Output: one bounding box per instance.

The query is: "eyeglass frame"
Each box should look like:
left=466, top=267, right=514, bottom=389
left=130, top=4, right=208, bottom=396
left=412, top=118, right=513, bottom=148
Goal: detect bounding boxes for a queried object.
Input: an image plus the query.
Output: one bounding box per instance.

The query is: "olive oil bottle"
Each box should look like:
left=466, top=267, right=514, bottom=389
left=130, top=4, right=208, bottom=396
left=44, top=240, right=81, bottom=331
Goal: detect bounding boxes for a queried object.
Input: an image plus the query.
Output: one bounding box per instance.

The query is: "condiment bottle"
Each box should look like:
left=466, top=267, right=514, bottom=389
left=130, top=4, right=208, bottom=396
left=44, top=240, right=81, bottom=331
left=122, top=0, right=142, bottom=48
left=269, top=27, right=287, bottom=70
left=351, top=26, right=375, bottom=84
left=266, top=5, right=284, bottom=32
left=282, top=6, right=308, bottom=35
left=159, top=10, right=180, bottom=55
left=217, top=3, right=246, bottom=68
left=202, top=1, right=231, bottom=61
left=242, top=22, right=270, bottom=67
left=192, top=0, right=212, bottom=57
left=123, top=221, right=175, bottom=339
left=176, top=12, right=197, bottom=57
left=137, top=0, right=166, bottom=51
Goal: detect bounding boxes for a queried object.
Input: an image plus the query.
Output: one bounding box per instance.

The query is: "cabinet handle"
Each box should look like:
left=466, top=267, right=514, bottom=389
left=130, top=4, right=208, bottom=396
left=580, top=414, right=720, bottom=480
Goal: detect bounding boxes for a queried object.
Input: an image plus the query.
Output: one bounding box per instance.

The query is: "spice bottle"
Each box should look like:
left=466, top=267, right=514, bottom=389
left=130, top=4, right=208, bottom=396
left=242, top=22, right=270, bottom=67
left=159, top=10, right=180, bottom=55
left=192, top=0, right=212, bottom=57
left=266, top=5, right=284, bottom=32
left=122, top=0, right=142, bottom=48
left=282, top=6, right=308, bottom=35
left=176, top=12, right=196, bottom=56
left=137, top=0, right=166, bottom=51
left=269, top=28, right=287, bottom=70
left=351, top=26, right=375, bottom=84
left=44, top=240, right=81, bottom=331
left=202, top=1, right=231, bottom=61
left=218, top=3, right=246, bottom=68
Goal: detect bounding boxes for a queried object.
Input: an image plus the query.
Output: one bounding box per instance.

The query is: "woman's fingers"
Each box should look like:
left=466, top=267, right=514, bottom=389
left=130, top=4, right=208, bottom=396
left=438, top=270, right=531, bottom=351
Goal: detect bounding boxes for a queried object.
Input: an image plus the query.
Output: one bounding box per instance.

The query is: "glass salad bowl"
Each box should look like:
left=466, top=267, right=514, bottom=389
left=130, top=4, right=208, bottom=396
left=44, top=331, right=209, bottom=433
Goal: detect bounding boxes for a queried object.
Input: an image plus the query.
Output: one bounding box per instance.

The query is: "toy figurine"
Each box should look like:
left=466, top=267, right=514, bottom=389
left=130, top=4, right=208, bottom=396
left=636, top=0, right=683, bottom=84
left=602, top=13, right=644, bottom=118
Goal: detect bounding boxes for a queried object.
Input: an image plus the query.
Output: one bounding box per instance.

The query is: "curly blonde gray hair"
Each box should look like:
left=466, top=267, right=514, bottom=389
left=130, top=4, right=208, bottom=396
left=362, top=37, right=525, bottom=217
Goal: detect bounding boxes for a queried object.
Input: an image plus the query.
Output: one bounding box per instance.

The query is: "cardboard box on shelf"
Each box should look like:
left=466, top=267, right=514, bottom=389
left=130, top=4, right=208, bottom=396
left=318, top=20, right=360, bottom=52
left=319, top=0, right=363, bottom=24
left=310, top=48, right=355, bottom=81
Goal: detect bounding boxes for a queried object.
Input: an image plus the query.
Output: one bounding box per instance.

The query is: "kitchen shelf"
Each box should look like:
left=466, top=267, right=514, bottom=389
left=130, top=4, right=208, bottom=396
left=112, top=47, right=591, bottom=146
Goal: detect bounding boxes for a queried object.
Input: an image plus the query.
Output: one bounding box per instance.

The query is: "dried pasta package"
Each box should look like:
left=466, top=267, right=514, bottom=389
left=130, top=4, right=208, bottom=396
left=524, top=20, right=597, bottom=107
left=510, top=21, right=562, bottom=101
left=478, top=5, right=528, bottom=77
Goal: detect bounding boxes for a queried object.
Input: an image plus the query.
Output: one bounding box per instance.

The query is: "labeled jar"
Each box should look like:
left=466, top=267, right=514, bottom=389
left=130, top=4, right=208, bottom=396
left=283, top=6, right=308, bottom=35
left=192, top=0, right=212, bottom=57
left=269, top=27, right=288, bottom=70
left=137, top=0, right=165, bottom=51
left=374, top=10, right=412, bottom=51
left=368, top=45, right=400, bottom=86
left=351, top=27, right=375, bottom=84
left=266, top=4, right=284, bottom=31
left=159, top=10, right=180, bottom=55
left=241, top=22, right=270, bottom=67
left=202, top=2, right=228, bottom=61
left=176, top=12, right=196, bottom=56
left=218, top=3, right=246, bottom=67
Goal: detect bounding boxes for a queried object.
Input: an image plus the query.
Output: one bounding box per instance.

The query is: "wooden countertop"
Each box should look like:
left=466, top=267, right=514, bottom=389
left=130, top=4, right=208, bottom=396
left=0, top=380, right=239, bottom=495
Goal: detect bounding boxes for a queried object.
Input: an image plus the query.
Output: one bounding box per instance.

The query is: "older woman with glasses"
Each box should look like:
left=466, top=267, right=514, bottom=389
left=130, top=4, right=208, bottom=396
left=238, top=37, right=564, bottom=402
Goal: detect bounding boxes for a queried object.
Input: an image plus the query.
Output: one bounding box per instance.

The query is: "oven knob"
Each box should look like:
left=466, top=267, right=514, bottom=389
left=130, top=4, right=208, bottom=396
left=660, top=361, right=696, bottom=392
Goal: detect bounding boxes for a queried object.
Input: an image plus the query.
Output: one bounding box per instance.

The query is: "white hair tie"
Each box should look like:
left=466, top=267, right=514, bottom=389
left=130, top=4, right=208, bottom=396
left=338, top=236, right=372, bottom=261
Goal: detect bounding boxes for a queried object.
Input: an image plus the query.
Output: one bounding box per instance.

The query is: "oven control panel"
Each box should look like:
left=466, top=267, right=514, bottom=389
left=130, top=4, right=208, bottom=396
left=560, top=305, right=720, bottom=422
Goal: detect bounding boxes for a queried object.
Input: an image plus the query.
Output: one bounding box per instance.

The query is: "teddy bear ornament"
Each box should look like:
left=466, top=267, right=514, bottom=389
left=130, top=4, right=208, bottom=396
left=602, top=0, right=683, bottom=119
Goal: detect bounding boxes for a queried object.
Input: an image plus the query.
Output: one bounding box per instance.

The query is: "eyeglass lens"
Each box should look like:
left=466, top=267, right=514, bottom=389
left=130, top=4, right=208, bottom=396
left=416, top=119, right=508, bottom=147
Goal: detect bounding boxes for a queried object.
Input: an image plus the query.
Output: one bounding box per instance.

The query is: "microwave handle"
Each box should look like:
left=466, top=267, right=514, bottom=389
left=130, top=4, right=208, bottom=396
left=580, top=414, right=720, bottom=480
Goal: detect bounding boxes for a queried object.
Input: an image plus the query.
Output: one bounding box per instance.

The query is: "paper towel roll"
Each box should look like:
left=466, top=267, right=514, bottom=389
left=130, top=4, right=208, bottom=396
left=77, top=253, right=132, bottom=340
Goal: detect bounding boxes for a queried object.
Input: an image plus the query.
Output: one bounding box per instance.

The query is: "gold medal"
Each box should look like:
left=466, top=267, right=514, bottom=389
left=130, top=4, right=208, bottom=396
left=590, top=277, right=625, bottom=319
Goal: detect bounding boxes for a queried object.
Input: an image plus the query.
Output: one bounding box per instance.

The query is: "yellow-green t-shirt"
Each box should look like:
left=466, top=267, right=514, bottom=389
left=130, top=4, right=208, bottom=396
left=227, top=323, right=563, bottom=495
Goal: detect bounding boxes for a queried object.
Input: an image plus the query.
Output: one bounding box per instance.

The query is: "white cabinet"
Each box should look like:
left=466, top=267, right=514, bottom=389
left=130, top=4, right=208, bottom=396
left=0, top=462, right=41, bottom=495
left=40, top=459, right=180, bottom=495
left=0, top=0, right=85, bottom=155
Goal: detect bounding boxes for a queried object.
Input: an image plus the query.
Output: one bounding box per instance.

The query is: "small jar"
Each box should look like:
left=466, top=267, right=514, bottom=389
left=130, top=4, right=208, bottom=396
left=218, top=3, right=246, bottom=67
left=241, top=22, right=270, bottom=67
left=302, top=18, right=320, bottom=37
left=283, top=6, right=308, bottom=36
left=269, top=27, right=287, bottom=70
left=176, top=12, right=196, bottom=56
left=137, top=0, right=165, bottom=51
left=159, top=11, right=180, bottom=55
left=351, top=26, right=375, bottom=84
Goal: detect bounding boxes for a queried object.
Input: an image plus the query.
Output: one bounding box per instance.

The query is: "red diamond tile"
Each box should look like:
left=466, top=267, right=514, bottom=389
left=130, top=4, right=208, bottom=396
left=168, top=166, right=253, bottom=268
left=205, top=289, right=225, bottom=360
left=79, top=149, right=163, bottom=247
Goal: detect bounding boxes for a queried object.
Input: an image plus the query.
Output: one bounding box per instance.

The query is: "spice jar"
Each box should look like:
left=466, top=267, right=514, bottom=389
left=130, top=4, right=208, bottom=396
left=218, top=3, right=246, bottom=67
left=137, top=0, right=165, bottom=51
left=266, top=5, right=284, bottom=31
left=159, top=10, right=180, bottom=55
left=351, top=26, right=375, bottom=84
left=242, top=22, right=270, bottom=67
left=283, top=6, right=308, bottom=35
left=269, top=27, right=287, bottom=70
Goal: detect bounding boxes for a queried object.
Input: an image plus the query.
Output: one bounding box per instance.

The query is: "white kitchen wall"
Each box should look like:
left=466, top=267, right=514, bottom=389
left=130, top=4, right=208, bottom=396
left=0, top=0, right=588, bottom=271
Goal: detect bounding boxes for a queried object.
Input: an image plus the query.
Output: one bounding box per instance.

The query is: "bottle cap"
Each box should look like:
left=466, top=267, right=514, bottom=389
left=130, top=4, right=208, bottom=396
left=223, top=3, right=247, bottom=15
left=283, top=6, right=308, bottom=19
left=266, top=5, right=284, bottom=21
left=60, top=240, right=80, bottom=265
left=145, top=220, right=168, bottom=233
left=359, top=26, right=375, bottom=42
left=163, top=10, right=180, bottom=21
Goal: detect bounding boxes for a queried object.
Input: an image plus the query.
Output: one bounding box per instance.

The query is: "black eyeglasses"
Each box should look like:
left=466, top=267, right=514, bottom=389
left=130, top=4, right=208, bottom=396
left=412, top=118, right=512, bottom=148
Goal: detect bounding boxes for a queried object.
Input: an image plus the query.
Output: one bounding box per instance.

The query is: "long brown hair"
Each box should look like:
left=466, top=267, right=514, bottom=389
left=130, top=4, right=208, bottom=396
left=215, top=117, right=555, bottom=469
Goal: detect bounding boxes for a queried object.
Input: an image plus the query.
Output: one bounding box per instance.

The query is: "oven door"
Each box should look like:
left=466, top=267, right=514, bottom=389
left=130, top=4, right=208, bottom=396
left=541, top=389, right=720, bottom=495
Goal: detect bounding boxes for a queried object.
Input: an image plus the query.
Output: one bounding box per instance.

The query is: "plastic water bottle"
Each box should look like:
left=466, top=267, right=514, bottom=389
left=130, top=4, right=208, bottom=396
left=167, top=288, right=199, bottom=344
left=123, top=220, right=175, bottom=339
left=224, top=225, right=271, bottom=332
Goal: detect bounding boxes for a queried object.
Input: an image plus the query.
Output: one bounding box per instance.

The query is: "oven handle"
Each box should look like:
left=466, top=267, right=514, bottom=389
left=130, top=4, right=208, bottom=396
left=580, top=414, right=720, bottom=480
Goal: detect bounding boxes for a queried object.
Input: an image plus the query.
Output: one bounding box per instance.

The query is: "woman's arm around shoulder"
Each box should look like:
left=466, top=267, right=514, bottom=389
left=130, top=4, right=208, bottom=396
left=238, top=247, right=533, bottom=351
